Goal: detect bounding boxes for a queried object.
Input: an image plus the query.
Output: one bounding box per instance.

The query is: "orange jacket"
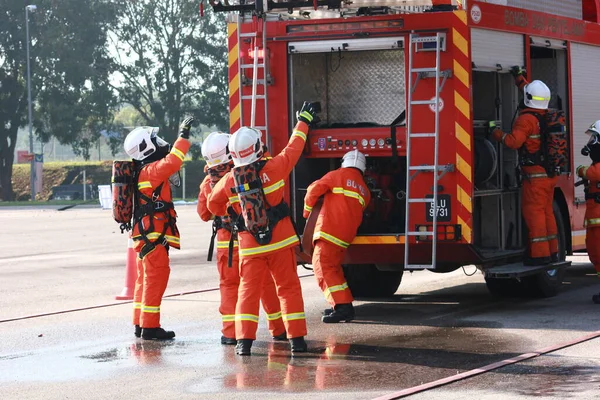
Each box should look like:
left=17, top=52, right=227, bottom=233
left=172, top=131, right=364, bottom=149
left=304, top=167, right=370, bottom=248
left=198, top=175, right=238, bottom=252
left=207, top=121, right=309, bottom=258
left=133, top=138, right=190, bottom=250
left=579, top=163, right=600, bottom=226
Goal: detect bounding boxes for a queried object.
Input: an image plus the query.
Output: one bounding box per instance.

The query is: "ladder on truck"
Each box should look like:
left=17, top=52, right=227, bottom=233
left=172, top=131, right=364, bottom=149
left=404, top=32, right=445, bottom=270
left=237, top=15, right=270, bottom=144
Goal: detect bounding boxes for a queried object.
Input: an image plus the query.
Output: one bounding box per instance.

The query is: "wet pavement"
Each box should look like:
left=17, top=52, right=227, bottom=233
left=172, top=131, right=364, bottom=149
left=1, top=207, right=600, bottom=399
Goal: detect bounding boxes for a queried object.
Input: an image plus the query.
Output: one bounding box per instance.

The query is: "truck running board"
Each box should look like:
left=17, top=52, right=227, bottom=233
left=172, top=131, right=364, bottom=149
left=484, top=261, right=571, bottom=279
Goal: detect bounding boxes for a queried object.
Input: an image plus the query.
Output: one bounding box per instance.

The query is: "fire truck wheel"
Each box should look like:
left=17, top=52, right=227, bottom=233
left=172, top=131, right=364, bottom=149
left=521, top=202, right=567, bottom=298
left=342, top=264, right=403, bottom=298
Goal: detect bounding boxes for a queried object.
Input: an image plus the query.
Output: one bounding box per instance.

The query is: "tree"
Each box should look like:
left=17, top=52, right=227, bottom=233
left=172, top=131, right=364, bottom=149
left=109, top=0, right=228, bottom=143
left=0, top=0, right=118, bottom=200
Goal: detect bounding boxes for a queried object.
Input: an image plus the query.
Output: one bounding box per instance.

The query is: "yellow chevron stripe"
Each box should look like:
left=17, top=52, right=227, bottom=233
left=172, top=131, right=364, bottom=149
left=229, top=72, right=240, bottom=98
left=227, top=23, right=236, bottom=37
left=228, top=42, right=239, bottom=68
left=454, top=90, right=470, bottom=119
left=457, top=185, right=472, bottom=213
left=452, top=27, right=468, bottom=57
left=456, top=153, right=472, bottom=183
left=457, top=215, right=472, bottom=243
left=453, top=59, right=469, bottom=88
left=455, top=122, right=471, bottom=151
left=230, top=102, right=241, bottom=128
left=454, top=10, right=467, bottom=25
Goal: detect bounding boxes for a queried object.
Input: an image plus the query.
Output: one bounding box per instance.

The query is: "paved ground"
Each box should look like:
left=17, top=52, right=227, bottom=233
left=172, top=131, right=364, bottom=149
left=1, top=206, right=599, bottom=399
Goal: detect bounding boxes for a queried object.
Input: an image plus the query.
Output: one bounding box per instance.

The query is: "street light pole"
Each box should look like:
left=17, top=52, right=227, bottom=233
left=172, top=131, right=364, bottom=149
left=25, top=4, right=37, bottom=201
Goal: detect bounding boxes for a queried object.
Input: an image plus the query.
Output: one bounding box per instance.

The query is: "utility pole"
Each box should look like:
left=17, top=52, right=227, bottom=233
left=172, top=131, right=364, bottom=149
left=25, top=4, right=37, bottom=200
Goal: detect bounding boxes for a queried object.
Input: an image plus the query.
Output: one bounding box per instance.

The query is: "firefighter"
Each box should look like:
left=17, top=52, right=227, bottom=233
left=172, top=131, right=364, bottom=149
left=490, top=69, right=558, bottom=266
left=575, top=120, right=600, bottom=304
left=197, top=132, right=287, bottom=344
left=123, top=118, right=194, bottom=340
left=303, top=150, right=371, bottom=323
left=207, top=101, right=319, bottom=356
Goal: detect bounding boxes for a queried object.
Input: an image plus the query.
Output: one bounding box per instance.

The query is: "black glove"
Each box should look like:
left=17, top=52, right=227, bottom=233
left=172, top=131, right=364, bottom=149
left=510, top=65, right=525, bottom=78
left=296, top=101, right=320, bottom=127
left=179, top=117, right=196, bottom=139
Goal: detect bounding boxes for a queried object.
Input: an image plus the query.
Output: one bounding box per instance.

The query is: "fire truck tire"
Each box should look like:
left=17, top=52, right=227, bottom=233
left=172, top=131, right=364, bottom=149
left=343, top=264, right=403, bottom=298
left=521, top=202, right=567, bottom=298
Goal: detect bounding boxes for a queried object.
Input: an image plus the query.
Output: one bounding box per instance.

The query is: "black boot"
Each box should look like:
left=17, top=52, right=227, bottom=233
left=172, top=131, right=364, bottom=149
left=221, top=336, right=236, bottom=345
left=235, top=339, right=253, bottom=355
left=551, top=253, right=559, bottom=263
left=321, top=303, right=355, bottom=323
left=134, top=325, right=141, bottom=338
left=593, top=293, right=600, bottom=304
left=289, top=337, right=307, bottom=353
left=272, top=331, right=287, bottom=341
left=141, top=327, right=175, bottom=340
left=322, top=308, right=334, bottom=316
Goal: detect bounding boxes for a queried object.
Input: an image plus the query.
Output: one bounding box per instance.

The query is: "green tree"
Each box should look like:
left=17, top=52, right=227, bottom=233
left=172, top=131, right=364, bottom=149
left=109, top=0, right=228, bottom=143
left=0, top=0, right=117, bottom=200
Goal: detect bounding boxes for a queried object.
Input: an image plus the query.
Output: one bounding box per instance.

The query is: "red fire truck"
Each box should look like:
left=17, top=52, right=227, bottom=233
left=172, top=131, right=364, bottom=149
left=208, top=0, right=600, bottom=298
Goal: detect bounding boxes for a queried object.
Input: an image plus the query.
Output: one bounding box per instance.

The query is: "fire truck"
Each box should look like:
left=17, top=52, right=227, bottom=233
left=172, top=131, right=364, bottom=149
left=208, top=0, right=600, bottom=298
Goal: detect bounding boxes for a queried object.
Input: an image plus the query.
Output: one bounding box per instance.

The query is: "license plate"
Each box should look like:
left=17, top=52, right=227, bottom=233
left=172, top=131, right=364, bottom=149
left=425, top=194, right=451, bottom=222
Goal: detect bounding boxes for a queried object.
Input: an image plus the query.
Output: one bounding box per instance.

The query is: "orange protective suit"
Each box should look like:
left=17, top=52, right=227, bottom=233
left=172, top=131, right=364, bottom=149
left=577, top=163, right=600, bottom=279
left=198, top=175, right=285, bottom=339
left=207, top=122, right=309, bottom=341
left=132, top=138, right=190, bottom=329
left=493, top=78, right=558, bottom=261
left=303, top=167, right=370, bottom=306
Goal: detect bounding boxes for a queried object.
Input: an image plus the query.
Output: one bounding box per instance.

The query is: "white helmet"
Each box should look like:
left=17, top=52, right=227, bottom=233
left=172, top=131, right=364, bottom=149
left=341, top=149, right=367, bottom=173
left=123, top=126, right=168, bottom=161
left=585, top=120, right=600, bottom=136
left=524, top=80, right=551, bottom=110
left=202, top=131, right=232, bottom=168
left=229, top=126, right=263, bottom=167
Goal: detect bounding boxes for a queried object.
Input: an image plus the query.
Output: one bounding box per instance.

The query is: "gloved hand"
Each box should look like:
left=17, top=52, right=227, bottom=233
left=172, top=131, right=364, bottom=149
left=488, top=121, right=502, bottom=140
left=179, top=117, right=196, bottom=139
left=303, top=209, right=310, bottom=219
left=510, top=65, right=525, bottom=78
left=296, top=101, right=320, bottom=127
left=576, top=165, right=587, bottom=178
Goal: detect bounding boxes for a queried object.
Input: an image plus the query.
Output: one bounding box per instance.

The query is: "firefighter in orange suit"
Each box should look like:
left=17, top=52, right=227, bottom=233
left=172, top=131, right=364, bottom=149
left=491, top=68, right=558, bottom=266
left=576, top=120, right=600, bottom=304
left=197, top=132, right=287, bottom=344
left=123, top=118, right=194, bottom=340
left=207, top=101, right=319, bottom=356
left=303, top=150, right=371, bottom=323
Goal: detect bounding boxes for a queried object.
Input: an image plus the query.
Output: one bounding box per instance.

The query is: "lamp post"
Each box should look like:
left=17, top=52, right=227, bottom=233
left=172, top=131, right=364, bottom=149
left=25, top=4, right=37, bottom=201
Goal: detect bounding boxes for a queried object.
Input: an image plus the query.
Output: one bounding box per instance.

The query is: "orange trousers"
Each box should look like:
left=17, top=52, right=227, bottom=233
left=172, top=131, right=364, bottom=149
left=217, top=250, right=285, bottom=339
left=585, top=227, right=600, bottom=279
left=132, top=244, right=170, bottom=328
left=236, top=247, right=307, bottom=340
left=312, top=240, right=354, bottom=306
left=522, top=176, right=558, bottom=258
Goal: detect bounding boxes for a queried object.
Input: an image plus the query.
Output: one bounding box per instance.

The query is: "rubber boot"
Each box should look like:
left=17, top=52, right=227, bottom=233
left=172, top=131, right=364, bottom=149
left=322, top=308, right=334, bottom=316
left=141, top=327, right=176, bottom=340
left=593, top=293, right=600, bottom=304
left=134, top=325, right=141, bottom=338
left=289, top=337, right=308, bottom=353
left=221, top=336, right=236, bottom=345
left=321, top=303, right=355, bottom=323
left=235, top=339, right=253, bottom=356
left=272, top=331, right=287, bottom=341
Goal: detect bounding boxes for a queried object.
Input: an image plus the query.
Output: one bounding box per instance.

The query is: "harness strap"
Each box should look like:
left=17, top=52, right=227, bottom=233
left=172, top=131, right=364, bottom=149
left=585, top=192, right=600, bottom=203
left=207, top=218, right=219, bottom=262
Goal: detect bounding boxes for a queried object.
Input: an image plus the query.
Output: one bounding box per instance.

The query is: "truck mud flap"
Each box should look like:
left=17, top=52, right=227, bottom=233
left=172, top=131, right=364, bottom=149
left=484, top=261, right=571, bottom=279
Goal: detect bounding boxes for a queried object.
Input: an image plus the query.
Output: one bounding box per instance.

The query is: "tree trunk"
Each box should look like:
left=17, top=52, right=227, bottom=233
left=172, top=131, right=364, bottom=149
left=0, top=126, right=18, bottom=201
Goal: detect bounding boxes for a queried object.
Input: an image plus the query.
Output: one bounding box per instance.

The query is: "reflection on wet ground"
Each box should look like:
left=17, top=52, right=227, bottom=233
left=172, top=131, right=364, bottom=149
left=1, top=327, right=520, bottom=394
